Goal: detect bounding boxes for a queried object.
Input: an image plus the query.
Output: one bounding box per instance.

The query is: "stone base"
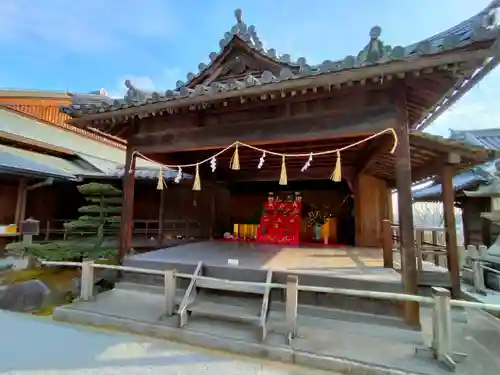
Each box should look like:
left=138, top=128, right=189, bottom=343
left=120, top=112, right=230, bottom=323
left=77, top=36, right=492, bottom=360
left=53, top=306, right=423, bottom=375
left=50, top=288, right=464, bottom=375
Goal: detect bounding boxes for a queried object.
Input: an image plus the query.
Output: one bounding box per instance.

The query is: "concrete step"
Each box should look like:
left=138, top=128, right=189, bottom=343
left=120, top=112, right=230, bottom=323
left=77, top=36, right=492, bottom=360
left=187, top=298, right=262, bottom=325
left=115, top=281, right=407, bottom=328
left=195, top=278, right=266, bottom=294
left=188, top=292, right=263, bottom=323
left=114, top=282, right=185, bottom=303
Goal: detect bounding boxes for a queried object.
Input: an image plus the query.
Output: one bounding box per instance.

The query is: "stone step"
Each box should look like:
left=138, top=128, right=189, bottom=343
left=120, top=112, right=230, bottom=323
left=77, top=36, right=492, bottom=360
left=187, top=298, right=262, bottom=325
left=195, top=277, right=267, bottom=294
left=115, top=281, right=185, bottom=302
left=115, top=281, right=407, bottom=327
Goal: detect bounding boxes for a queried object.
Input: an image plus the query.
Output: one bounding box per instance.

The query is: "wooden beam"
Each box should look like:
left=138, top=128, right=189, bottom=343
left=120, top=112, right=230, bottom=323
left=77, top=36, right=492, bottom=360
left=442, top=163, right=460, bottom=297
left=217, top=165, right=356, bottom=183
left=394, top=86, right=420, bottom=328
left=132, top=109, right=396, bottom=153
left=355, top=136, right=395, bottom=175
left=415, top=56, right=500, bottom=131
left=118, top=143, right=136, bottom=263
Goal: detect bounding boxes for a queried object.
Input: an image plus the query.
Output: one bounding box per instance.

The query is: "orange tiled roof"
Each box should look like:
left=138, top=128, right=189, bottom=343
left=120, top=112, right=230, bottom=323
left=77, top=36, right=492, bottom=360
left=0, top=90, right=125, bottom=148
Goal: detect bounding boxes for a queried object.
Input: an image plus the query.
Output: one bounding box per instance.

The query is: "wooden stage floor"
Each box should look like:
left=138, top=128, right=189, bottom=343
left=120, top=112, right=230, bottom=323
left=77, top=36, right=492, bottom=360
left=128, top=240, right=403, bottom=282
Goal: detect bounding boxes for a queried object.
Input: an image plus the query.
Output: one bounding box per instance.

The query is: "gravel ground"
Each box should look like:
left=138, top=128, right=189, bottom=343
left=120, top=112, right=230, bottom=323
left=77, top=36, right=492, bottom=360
left=0, top=311, right=338, bottom=375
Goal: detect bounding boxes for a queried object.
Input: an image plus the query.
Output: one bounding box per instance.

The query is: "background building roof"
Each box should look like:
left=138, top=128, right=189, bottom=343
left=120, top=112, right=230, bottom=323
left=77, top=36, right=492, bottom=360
left=413, top=128, right=500, bottom=201
left=0, top=107, right=176, bottom=181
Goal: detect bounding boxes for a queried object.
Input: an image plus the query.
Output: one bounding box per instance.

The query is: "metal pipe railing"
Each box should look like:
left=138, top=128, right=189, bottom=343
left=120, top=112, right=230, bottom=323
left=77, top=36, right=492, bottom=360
left=41, top=259, right=500, bottom=371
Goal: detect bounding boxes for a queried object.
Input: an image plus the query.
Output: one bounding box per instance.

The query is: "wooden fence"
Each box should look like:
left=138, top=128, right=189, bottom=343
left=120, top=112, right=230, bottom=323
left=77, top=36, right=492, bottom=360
left=38, top=219, right=201, bottom=241
left=390, top=223, right=448, bottom=270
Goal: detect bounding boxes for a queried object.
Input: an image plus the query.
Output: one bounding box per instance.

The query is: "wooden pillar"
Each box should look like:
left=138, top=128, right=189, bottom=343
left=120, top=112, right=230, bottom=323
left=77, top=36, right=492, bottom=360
left=118, top=144, right=136, bottom=263
left=394, top=87, right=420, bottom=327
left=441, top=159, right=460, bottom=297
left=14, top=178, right=27, bottom=226
left=210, top=184, right=216, bottom=240
left=157, top=186, right=165, bottom=246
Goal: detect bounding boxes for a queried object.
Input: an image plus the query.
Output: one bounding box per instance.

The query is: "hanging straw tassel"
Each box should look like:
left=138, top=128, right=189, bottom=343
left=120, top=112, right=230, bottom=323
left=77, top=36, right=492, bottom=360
left=230, top=143, right=240, bottom=170
left=156, top=166, right=165, bottom=190
left=331, top=151, right=342, bottom=182
left=279, top=156, right=288, bottom=185
left=192, top=164, right=201, bottom=191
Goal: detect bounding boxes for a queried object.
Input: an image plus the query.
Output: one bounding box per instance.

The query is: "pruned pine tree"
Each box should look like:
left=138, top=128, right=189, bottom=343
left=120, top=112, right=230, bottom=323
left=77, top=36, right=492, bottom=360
left=6, top=182, right=123, bottom=261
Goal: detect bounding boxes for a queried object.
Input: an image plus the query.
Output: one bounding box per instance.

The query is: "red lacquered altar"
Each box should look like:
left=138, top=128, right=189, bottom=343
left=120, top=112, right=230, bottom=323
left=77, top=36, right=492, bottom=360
left=257, top=196, right=302, bottom=246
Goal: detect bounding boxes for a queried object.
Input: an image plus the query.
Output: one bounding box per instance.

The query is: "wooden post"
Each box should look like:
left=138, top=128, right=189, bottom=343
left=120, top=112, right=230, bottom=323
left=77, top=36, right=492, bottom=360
left=432, top=231, right=440, bottom=266
left=286, top=275, right=299, bottom=340
left=14, top=178, right=27, bottom=227
left=210, top=184, right=216, bottom=240
left=164, top=269, right=176, bottom=316
left=442, top=162, right=460, bottom=297
left=382, top=219, right=393, bottom=268
left=158, top=186, right=165, bottom=246
left=118, top=144, right=136, bottom=263
left=80, top=260, right=95, bottom=301
left=395, top=87, right=420, bottom=328
left=415, top=230, right=423, bottom=271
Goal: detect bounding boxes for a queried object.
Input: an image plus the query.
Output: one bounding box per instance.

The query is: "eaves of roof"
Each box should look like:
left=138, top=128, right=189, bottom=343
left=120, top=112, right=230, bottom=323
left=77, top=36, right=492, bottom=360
left=411, top=131, right=500, bottom=159
left=449, top=127, right=500, bottom=150
left=413, top=170, right=490, bottom=201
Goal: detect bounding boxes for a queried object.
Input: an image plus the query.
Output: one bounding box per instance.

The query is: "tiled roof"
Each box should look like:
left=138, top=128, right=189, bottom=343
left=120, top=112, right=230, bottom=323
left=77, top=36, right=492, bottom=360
left=0, top=143, right=188, bottom=181
left=413, top=127, right=500, bottom=200
left=0, top=108, right=156, bottom=171
left=62, top=4, right=500, bottom=119
left=412, top=169, right=490, bottom=200
left=449, top=128, right=500, bottom=150
left=0, top=143, right=183, bottom=182
left=0, top=144, right=90, bottom=180
left=4, top=104, right=125, bottom=148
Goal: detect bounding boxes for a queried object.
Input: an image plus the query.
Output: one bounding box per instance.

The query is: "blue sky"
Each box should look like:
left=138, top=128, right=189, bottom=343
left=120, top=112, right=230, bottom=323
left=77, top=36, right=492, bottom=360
left=0, top=0, right=497, bottom=136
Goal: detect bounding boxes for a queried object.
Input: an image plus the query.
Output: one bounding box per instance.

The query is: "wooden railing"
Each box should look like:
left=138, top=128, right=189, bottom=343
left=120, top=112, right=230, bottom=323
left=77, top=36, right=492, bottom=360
left=42, top=259, right=500, bottom=371
left=386, top=222, right=448, bottom=270
left=36, top=219, right=201, bottom=241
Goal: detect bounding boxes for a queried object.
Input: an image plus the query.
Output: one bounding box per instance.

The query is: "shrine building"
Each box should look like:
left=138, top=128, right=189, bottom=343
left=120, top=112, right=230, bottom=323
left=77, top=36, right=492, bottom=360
left=62, top=5, right=500, bottom=326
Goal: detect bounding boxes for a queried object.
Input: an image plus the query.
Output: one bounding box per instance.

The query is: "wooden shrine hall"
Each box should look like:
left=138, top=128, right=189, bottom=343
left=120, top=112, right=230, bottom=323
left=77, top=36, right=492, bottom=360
left=62, top=5, right=500, bottom=326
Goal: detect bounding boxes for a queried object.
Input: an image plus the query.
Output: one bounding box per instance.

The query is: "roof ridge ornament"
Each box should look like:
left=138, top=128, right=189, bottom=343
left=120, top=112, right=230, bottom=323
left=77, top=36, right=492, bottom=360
left=235, top=8, right=243, bottom=24
left=357, top=26, right=385, bottom=64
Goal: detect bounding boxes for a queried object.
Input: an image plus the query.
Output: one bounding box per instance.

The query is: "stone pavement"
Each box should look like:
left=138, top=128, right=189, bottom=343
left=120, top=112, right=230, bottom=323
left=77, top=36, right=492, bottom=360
left=0, top=310, right=338, bottom=375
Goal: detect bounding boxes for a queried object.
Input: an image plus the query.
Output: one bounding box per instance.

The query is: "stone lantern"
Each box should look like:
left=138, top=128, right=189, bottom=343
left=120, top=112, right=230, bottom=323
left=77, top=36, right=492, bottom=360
left=464, top=173, right=500, bottom=258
